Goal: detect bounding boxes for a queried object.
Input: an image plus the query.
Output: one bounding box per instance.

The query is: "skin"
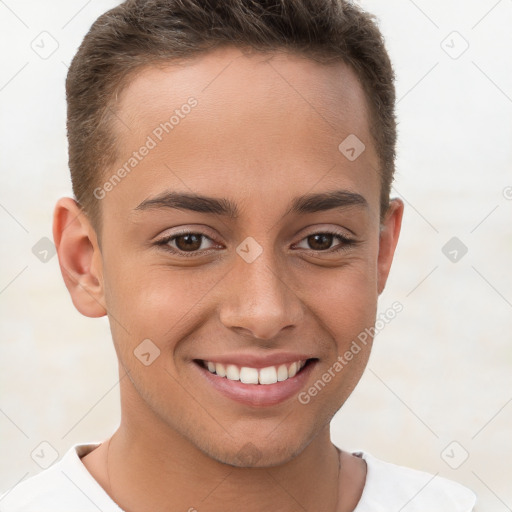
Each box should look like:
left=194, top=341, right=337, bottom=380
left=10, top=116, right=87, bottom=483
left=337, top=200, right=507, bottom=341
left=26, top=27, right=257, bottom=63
left=53, top=47, right=403, bottom=512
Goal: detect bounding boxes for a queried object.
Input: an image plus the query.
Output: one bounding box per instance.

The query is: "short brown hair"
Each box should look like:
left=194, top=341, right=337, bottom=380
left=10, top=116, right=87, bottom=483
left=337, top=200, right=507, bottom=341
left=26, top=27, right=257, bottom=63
left=66, top=0, right=396, bottom=231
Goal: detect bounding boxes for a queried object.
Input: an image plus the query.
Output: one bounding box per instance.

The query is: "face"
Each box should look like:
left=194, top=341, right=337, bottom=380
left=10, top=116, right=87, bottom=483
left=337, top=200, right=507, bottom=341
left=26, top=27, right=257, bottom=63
left=58, top=47, right=402, bottom=467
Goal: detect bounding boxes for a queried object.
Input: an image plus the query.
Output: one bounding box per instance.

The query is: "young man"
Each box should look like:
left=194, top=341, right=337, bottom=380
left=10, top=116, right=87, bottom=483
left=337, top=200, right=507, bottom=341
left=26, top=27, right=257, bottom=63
left=1, top=1, right=477, bottom=510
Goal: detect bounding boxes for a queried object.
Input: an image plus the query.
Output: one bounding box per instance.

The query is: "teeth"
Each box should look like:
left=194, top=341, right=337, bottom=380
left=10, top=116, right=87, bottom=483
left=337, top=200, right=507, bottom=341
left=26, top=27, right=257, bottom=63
left=277, top=364, right=288, bottom=381
left=203, top=359, right=308, bottom=385
left=226, top=364, right=240, bottom=381
left=240, top=367, right=259, bottom=384
left=215, top=363, right=226, bottom=377
left=259, top=366, right=277, bottom=385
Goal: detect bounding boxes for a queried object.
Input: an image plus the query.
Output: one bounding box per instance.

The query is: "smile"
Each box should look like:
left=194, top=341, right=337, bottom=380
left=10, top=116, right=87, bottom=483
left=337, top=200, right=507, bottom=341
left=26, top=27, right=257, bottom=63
left=194, top=357, right=317, bottom=407
left=200, top=359, right=308, bottom=385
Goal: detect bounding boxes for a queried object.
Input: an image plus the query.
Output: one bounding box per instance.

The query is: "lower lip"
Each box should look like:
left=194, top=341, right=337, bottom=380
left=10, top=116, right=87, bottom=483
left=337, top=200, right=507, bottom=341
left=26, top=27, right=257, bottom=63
left=195, top=360, right=317, bottom=407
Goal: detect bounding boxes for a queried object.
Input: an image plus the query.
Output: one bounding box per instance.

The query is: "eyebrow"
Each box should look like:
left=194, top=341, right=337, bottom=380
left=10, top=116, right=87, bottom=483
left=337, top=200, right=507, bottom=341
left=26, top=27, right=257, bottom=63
left=134, top=189, right=368, bottom=217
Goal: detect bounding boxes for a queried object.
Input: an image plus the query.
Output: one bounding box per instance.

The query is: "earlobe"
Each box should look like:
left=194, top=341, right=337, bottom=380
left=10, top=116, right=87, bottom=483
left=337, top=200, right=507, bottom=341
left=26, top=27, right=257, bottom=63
left=377, top=198, right=404, bottom=295
left=52, top=197, right=107, bottom=318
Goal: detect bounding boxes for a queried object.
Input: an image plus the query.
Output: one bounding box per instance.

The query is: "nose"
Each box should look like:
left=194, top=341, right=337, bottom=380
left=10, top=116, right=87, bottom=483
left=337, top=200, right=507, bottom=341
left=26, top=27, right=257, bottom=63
left=218, top=248, right=304, bottom=340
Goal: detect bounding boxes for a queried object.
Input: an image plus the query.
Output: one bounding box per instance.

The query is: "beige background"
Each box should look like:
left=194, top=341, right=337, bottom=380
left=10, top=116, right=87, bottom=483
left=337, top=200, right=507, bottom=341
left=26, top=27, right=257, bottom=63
left=1, top=1, right=511, bottom=510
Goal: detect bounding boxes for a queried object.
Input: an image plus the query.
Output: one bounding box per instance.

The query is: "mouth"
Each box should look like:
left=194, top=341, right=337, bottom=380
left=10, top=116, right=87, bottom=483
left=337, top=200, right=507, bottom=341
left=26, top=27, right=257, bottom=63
left=193, top=357, right=318, bottom=407
left=195, top=358, right=314, bottom=384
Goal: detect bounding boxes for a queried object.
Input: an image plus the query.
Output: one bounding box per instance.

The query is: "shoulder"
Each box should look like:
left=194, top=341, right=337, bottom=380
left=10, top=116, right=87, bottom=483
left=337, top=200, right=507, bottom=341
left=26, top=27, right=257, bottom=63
left=0, top=443, right=122, bottom=512
left=352, top=450, right=477, bottom=512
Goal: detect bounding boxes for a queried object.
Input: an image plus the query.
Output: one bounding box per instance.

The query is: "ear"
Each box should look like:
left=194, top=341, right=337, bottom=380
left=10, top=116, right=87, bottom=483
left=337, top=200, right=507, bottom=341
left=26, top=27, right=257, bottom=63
left=377, top=198, right=404, bottom=295
left=52, top=197, right=107, bottom=317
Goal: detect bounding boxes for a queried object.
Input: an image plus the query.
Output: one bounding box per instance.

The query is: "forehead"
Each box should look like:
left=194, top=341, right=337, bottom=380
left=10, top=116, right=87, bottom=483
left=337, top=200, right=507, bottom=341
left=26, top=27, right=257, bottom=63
left=116, top=46, right=372, bottom=143
left=104, top=46, right=379, bottom=218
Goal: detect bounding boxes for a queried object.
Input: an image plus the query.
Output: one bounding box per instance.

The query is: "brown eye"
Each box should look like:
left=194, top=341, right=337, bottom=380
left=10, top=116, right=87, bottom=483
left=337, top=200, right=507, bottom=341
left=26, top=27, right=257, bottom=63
left=306, top=233, right=334, bottom=251
left=294, top=231, right=356, bottom=253
left=173, top=233, right=204, bottom=252
left=156, top=232, right=218, bottom=255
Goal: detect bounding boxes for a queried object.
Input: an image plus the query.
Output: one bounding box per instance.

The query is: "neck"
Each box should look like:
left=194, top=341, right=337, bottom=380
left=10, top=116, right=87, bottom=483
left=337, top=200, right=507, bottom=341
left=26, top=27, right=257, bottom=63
left=105, top=422, right=342, bottom=512
left=83, top=372, right=367, bottom=512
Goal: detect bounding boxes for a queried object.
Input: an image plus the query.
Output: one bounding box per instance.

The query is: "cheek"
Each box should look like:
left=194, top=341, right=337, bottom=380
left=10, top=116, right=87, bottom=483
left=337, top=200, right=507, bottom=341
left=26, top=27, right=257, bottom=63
left=295, top=254, right=378, bottom=398
left=103, top=262, right=224, bottom=348
left=299, top=255, right=379, bottom=336
left=102, top=267, right=212, bottom=403
left=295, top=268, right=376, bottom=416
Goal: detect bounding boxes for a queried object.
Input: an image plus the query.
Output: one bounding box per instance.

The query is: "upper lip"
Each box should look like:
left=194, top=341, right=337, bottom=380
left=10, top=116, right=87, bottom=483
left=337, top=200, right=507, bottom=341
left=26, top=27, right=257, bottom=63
left=194, top=352, right=317, bottom=369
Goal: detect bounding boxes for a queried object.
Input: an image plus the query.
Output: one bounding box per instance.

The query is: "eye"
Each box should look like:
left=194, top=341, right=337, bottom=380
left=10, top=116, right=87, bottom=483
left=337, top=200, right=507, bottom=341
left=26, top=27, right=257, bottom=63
left=155, top=229, right=357, bottom=257
left=294, top=231, right=356, bottom=253
left=156, top=231, right=219, bottom=255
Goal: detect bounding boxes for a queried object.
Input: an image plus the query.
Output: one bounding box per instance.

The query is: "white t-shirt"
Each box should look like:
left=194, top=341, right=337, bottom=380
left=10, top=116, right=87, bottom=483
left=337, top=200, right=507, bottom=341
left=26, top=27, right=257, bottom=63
left=0, top=442, right=477, bottom=511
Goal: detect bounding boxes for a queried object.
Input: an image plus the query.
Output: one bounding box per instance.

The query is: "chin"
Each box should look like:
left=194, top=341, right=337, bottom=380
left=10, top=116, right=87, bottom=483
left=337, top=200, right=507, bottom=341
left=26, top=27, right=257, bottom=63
left=200, top=435, right=309, bottom=469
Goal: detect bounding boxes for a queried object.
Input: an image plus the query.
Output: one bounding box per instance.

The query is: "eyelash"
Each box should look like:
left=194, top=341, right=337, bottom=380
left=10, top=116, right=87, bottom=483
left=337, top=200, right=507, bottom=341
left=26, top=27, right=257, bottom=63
left=155, top=230, right=357, bottom=257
